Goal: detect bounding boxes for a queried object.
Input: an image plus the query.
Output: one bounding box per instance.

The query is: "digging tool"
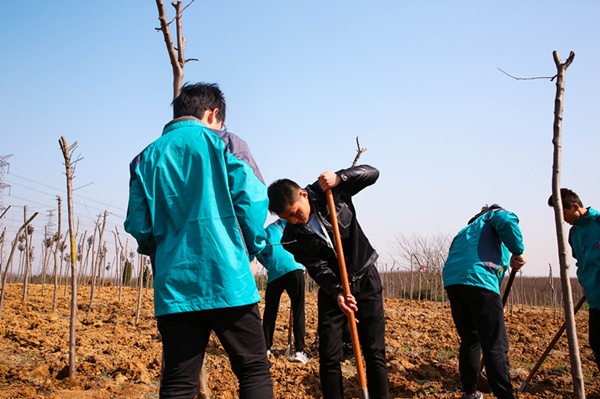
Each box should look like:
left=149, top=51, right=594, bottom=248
left=478, top=267, right=519, bottom=392
left=284, top=307, right=294, bottom=358
left=518, top=294, right=587, bottom=393
left=325, top=189, right=369, bottom=399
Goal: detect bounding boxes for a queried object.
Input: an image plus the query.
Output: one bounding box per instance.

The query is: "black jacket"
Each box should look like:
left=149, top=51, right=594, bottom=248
left=282, top=165, right=379, bottom=299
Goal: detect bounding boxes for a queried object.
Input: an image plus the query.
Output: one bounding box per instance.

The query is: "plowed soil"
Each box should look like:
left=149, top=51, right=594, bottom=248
left=0, top=284, right=598, bottom=398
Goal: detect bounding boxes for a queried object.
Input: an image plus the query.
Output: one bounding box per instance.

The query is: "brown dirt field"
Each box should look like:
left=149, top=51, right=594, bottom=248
left=0, top=284, right=598, bottom=398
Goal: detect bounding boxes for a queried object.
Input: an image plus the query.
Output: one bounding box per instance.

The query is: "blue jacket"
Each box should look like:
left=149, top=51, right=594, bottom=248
left=443, top=209, right=524, bottom=295
left=257, top=219, right=304, bottom=284
left=569, top=207, right=600, bottom=310
left=124, top=117, right=268, bottom=316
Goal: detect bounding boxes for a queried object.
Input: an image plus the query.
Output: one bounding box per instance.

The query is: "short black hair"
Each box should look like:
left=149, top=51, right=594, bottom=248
left=468, top=204, right=503, bottom=224
left=548, top=188, right=583, bottom=209
left=172, top=82, right=226, bottom=122
left=268, top=179, right=302, bottom=215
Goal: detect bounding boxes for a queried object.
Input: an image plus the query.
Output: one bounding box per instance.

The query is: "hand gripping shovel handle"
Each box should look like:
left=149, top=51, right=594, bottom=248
left=326, top=189, right=369, bottom=399
left=518, top=294, right=587, bottom=393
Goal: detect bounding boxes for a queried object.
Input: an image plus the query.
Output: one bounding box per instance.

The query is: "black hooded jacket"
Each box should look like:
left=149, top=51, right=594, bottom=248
left=281, top=165, right=379, bottom=299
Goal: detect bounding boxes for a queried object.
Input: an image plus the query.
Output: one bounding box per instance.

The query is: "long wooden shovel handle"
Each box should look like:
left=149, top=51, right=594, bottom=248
left=518, top=294, right=587, bottom=393
left=326, top=189, right=369, bottom=399
left=502, top=267, right=518, bottom=306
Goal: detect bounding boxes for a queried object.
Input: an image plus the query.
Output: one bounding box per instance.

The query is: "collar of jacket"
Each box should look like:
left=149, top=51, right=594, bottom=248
left=162, top=116, right=206, bottom=135
left=574, top=207, right=600, bottom=226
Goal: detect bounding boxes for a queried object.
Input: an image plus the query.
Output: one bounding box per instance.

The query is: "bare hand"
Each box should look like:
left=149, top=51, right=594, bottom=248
left=510, top=254, right=526, bottom=271
left=318, top=171, right=341, bottom=192
left=337, top=293, right=358, bottom=321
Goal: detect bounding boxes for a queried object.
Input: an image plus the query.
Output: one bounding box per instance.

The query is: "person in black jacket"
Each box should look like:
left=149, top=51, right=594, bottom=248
left=268, top=165, right=388, bottom=399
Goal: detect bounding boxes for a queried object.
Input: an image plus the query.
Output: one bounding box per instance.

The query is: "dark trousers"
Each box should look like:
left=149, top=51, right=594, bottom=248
left=263, top=269, right=306, bottom=352
left=318, top=266, right=389, bottom=399
left=446, top=285, right=514, bottom=399
left=157, top=304, right=273, bottom=399
left=589, top=307, right=600, bottom=371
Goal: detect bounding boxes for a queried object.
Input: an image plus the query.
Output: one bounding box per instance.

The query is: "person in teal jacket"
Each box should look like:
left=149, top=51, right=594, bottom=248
left=257, top=219, right=307, bottom=364
left=443, top=204, right=526, bottom=399
left=124, top=83, right=273, bottom=398
left=548, top=188, right=600, bottom=371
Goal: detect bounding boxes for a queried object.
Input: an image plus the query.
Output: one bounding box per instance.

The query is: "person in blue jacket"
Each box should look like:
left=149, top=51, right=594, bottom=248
left=257, top=219, right=307, bottom=364
left=443, top=204, right=526, bottom=399
left=548, top=188, right=600, bottom=371
left=124, top=83, right=273, bottom=399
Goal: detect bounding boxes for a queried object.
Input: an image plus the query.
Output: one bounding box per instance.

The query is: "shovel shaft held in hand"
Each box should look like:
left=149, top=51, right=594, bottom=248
left=325, top=189, right=369, bottom=398
left=518, top=294, right=587, bottom=393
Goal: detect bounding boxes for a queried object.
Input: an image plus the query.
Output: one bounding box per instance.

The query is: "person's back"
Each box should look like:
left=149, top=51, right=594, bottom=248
left=443, top=204, right=525, bottom=399
left=127, top=116, right=266, bottom=315
left=125, top=82, right=273, bottom=398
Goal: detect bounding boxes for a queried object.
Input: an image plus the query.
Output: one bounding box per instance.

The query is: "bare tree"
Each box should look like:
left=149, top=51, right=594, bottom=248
left=58, top=136, right=81, bottom=379
left=391, top=232, right=452, bottom=306
left=87, top=210, right=107, bottom=317
left=155, top=0, right=198, bottom=100
left=548, top=50, right=584, bottom=398
left=52, top=196, right=62, bottom=311
left=0, top=212, right=39, bottom=321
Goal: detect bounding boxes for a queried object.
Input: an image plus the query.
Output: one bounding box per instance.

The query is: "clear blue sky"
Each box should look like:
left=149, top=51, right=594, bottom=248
left=1, top=1, right=599, bottom=277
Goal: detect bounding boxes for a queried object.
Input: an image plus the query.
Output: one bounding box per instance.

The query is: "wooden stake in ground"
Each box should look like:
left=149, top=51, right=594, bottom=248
left=548, top=50, right=584, bottom=399
left=325, top=189, right=369, bottom=399
left=59, top=136, right=81, bottom=379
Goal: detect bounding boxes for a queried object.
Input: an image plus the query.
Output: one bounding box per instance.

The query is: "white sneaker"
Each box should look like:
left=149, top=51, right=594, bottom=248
left=293, top=351, right=308, bottom=364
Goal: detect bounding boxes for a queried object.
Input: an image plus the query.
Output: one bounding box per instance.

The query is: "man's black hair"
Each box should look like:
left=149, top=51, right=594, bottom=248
left=468, top=204, right=503, bottom=224
left=268, top=179, right=303, bottom=215
left=172, top=82, right=226, bottom=122
left=547, top=188, right=583, bottom=209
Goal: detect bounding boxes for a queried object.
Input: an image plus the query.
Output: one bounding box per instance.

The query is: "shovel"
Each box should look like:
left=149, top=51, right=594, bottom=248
left=518, top=294, right=587, bottom=393
left=326, top=189, right=369, bottom=399
left=284, top=306, right=294, bottom=359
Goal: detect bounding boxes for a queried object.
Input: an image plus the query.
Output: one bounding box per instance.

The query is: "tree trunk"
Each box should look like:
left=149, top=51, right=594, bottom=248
left=59, top=136, right=80, bottom=379
left=87, top=211, right=107, bottom=317
left=53, top=196, right=62, bottom=312
left=549, top=50, right=584, bottom=399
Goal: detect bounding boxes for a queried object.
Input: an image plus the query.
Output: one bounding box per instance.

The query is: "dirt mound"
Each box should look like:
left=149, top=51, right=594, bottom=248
left=0, top=284, right=598, bottom=398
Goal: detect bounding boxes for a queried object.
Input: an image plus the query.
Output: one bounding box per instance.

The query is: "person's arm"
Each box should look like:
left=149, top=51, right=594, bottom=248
left=283, top=227, right=343, bottom=298
left=124, top=167, right=154, bottom=256
left=223, top=132, right=268, bottom=260
left=327, top=165, right=379, bottom=196
left=491, top=210, right=526, bottom=270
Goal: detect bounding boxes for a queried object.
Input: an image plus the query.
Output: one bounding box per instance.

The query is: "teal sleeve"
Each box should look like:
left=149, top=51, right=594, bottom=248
left=124, top=176, right=153, bottom=255
left=491, top=211, right=524, bottom=256
left=226, top=151, right=268, bottom=260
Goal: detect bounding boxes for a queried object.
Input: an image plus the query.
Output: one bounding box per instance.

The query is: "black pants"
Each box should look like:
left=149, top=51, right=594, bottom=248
left=157, top=304, right=273, bottom=399
left=318, top=266, right=389, bottom=399
left=263, top=269, right=306, bottom=352
left=589, top=307, right=600, bottom=371
left=446, top=285, right=514, bottom=399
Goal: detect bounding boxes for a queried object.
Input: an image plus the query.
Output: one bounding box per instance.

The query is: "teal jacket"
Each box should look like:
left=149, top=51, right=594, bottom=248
left=569, top=207, right=600, bottom=310
left=257, top=219, right=304, bottom=284
left=443, top=209, right=524, bottom=295
left=124, top=117, right=268, bottom=316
